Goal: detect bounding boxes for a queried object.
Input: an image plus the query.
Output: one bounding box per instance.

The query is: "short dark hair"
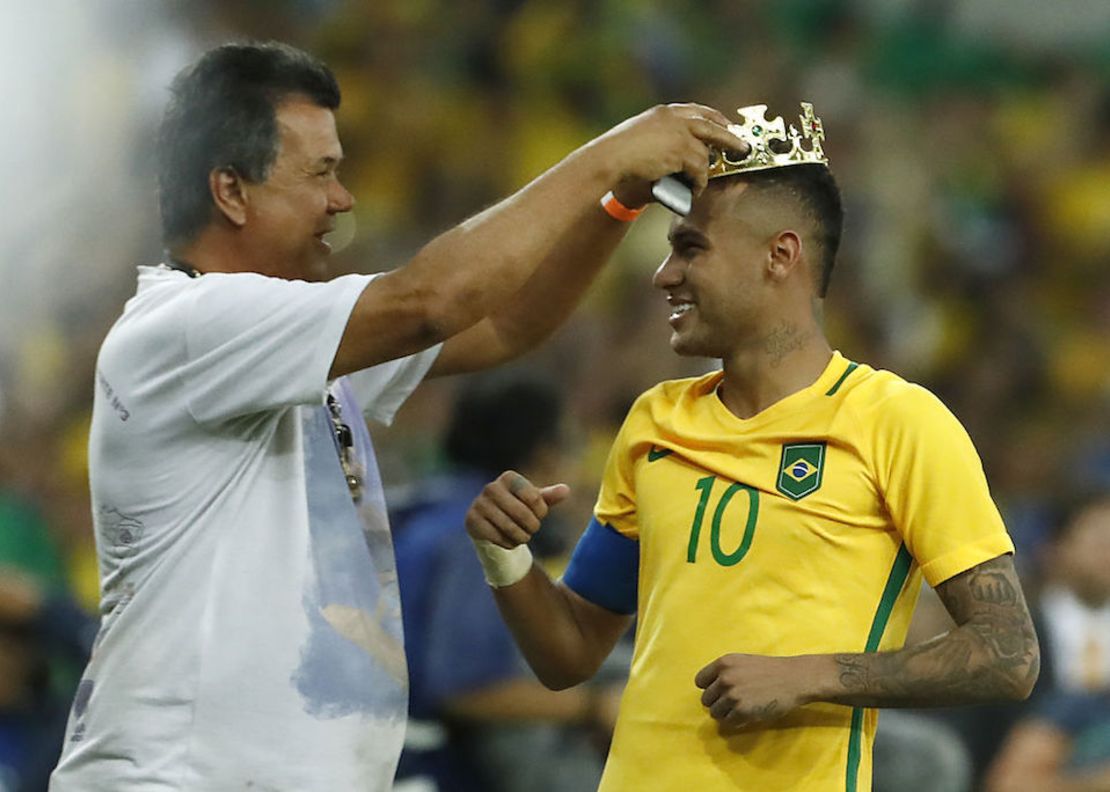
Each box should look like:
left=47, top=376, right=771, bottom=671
left=744, top=164, right=843, bottom=298
left=158, top=41, right=341, bottom=246
left=445, top=375, right=563, bottom=475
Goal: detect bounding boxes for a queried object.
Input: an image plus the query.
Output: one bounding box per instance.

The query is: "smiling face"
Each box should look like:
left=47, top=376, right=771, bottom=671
left=653, top=178, right=797, bottom=359
left=241, top=96, right=354, bottom=281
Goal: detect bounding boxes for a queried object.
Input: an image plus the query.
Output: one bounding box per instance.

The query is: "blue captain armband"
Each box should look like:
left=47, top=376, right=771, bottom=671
left=561, top=518, right=639, bottom=615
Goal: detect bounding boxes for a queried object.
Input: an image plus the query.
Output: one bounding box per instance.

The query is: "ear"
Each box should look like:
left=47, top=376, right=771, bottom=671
left=209, top=167, right=249, bottom=228
left=767, top=230, right=803, bottom=284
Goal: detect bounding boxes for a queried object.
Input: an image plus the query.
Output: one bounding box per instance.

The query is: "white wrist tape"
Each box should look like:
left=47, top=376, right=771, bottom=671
left=471, top=539, right=533, bottom=588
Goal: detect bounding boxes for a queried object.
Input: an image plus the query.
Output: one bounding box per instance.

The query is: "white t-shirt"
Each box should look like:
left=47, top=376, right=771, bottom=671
left=51, top=266, right=441, bottom=791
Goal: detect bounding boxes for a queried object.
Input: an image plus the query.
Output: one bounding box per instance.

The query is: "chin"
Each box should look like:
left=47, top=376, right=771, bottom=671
left=670, top=333, right=713, bottom=359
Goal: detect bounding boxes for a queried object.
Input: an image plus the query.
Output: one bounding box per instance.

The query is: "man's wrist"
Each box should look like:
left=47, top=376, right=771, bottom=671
left=611, top=180, right=650, bottom=212
left=600, top=191, right=644, bottom=222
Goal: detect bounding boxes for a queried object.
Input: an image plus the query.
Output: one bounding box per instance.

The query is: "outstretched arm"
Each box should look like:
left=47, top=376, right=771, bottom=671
left=465, top=471, right=633, bottom=690
left=330, top=104, right=746, bottom=379
left=425, top=211, right=624, bottom=377
left=696, top=554, right=1040, bottom=727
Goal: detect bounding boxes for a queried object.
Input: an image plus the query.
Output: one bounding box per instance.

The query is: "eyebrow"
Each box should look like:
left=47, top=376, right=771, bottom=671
left=667, top=225, right=709, bottom=246
left=313, top=155, right=343, bottom=169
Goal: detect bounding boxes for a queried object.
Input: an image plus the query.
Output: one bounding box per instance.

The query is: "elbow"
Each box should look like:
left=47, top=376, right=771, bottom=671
left=537, top=668, right=594, bottom=692
left=409, top=237, right=509, bottom=338
left=538, top=675, right=576, bottom=692
left=399, top=273, right=457, bottom=345
left=533, top=655, right=602, bottom=692
left=998, top=642, right=1041, bottom=702
left=389, top=280, right=468, bottom=348
left=411, top=280, right=485, bottom=344
left=1011, top=647, right=1041, bottom=701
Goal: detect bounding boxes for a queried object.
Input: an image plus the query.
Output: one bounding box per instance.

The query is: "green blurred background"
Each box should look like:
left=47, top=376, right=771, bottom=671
left=0, top=0, right=1106, bottom=786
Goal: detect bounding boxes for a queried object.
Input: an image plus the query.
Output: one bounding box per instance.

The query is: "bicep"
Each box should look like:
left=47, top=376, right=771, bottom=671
left=425, top=318, right=512, bottom=378
left=330, top=269, right=448, bottom=379
left=558, top=517, right=638, bottom=663
left=933, top=553, right=1031, bottom=627
left=558, top=581, right=634, bottom=663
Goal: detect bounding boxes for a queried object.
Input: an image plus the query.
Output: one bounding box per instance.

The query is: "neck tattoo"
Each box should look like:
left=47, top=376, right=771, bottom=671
left=760, top=321, right=810, bottom=368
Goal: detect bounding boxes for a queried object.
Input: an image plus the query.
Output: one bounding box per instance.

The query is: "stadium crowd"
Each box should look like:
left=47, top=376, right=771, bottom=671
left=0, top=1, right=1107, bottom=789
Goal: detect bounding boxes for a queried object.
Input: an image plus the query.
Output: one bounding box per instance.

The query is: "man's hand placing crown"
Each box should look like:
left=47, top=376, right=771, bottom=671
left=595, top=103, right=750, bottom=210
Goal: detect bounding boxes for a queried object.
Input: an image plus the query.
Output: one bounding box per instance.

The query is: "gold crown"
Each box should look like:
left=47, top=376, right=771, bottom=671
left=708, top=102, right=827, bottom=178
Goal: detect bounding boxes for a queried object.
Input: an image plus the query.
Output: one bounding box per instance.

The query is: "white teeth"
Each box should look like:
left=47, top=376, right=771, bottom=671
left=671, top=303, right=694, bottom=316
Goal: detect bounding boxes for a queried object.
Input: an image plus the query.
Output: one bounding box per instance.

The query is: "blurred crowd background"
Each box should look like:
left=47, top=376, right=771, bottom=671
left=0, top=0, right=1107, bottom=790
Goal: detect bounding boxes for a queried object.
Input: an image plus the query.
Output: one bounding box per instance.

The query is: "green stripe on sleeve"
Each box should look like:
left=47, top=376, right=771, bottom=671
left=825, top=361, right=859, bottom=396
left=844, top=543, right=914, bottom=792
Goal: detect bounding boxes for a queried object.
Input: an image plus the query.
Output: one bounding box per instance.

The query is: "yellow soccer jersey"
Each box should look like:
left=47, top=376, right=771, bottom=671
left=582, top=352, right=1014, bottom=792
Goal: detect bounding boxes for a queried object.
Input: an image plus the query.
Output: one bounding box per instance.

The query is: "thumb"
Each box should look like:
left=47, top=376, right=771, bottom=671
left=539, top=483, right=571, bottom=507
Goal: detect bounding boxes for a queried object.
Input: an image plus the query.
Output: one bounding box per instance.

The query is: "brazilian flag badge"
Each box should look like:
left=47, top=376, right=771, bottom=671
left=777, top=442, right=826, bottom=500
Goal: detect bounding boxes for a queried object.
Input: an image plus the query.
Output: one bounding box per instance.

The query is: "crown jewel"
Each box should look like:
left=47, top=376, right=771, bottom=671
left=708, top=102, right=828, bottom=179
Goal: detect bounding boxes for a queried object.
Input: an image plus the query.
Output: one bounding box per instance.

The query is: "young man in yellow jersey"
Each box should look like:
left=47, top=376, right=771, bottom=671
left=462, top=104, right=1040, bottom=791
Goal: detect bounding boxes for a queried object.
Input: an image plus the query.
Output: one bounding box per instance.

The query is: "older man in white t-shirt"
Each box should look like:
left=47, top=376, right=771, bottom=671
left=49, top=41, right=744, bottom=790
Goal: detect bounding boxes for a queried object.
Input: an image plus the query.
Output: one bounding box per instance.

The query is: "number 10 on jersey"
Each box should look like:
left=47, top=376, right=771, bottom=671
left=687, top=476, right=760, bottom=567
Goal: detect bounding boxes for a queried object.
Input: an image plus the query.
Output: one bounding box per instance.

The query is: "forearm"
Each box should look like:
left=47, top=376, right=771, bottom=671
left=426, top=208, right=630, bottom=376
left=466, top=473, right=633, bottom=692
left=485, top=209, right=629, bottom=354
left=490, top=566, right=608, bottom=690
left=333, top=145, right=621, bottom=376
left=809, top=622, right=1039, bottom=708
left=404, top=144, right=618, bottom=339
left=697, top=556, right=1040, bottom=726
left=411, top=101, right=742, bottom=343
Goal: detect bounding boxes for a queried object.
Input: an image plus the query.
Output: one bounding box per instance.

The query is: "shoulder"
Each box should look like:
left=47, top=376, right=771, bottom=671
left=627, top=371, right=722, bottom=422
left=835, top=362, right=955, bottom=427
left=99, top=267, right=196, bottom=357
left=605, top=372, right=721, bottom=453
left=189, top=270, right=375, bottom=308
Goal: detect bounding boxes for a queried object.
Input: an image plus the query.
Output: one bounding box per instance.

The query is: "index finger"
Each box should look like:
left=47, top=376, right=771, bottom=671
left=666, top=102, right=733, bottom=129
left=694, top=658, right=721, bottom=689
left=687, top=118, right=749, bottom=160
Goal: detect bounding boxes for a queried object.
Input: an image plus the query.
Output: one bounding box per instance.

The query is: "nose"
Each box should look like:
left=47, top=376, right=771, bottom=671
left=652, top=253, right=685, bottom=291
left=329, top=179, right=355, bottom=213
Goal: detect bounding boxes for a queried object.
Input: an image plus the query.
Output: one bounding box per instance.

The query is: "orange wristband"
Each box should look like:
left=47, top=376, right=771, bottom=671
left=600, top=191, right=645, bottom=222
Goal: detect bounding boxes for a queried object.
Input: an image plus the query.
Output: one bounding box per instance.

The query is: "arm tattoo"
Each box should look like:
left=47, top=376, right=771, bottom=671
left=830, top=555, right=1039, bottom=708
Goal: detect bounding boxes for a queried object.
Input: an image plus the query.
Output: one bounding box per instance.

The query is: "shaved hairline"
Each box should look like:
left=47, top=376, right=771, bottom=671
left=720, top=175, right=824, bottom=293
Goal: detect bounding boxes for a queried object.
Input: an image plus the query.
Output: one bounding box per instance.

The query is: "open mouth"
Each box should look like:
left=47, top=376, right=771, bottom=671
left=668, top=301, right=695, bottom=323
